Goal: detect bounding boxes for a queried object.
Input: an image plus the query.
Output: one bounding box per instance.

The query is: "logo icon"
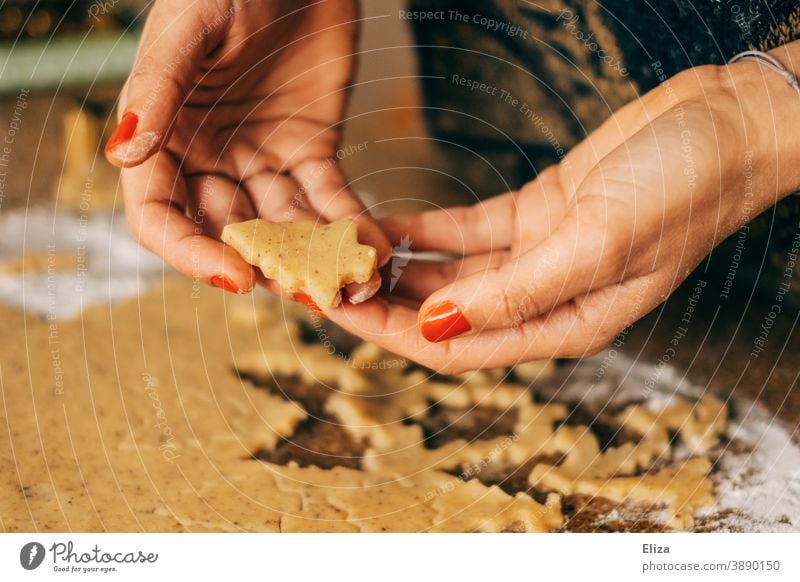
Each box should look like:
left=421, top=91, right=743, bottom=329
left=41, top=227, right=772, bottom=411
left=20, top=542, right=45, bottom=570
left=389, top=235, right=413, bottom=292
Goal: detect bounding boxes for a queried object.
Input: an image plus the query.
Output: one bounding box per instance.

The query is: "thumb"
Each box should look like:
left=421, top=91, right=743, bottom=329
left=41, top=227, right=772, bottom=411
left=105, top=2, right=224, bottom=167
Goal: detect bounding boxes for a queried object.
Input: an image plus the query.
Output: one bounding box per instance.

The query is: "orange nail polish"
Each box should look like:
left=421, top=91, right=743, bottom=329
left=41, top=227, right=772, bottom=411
left=292, top=292, right=328, bottom=319
left=210, top=275, right=240, bottom=294
left=105, top=112, right=138, bottom=154
left=420, top=301, right=471, bottom=342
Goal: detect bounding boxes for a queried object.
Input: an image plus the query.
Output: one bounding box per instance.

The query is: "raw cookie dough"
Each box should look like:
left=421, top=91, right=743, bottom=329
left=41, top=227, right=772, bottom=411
left=0, top=279, right=727, bottom=532
left=221, top=218, right=377, bottom=309
left=238, top=325, right=726, bottom=530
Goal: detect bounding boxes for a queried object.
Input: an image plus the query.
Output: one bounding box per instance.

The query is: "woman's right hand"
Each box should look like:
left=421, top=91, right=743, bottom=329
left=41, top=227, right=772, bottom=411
left=106, top=0, right=390, bottom=297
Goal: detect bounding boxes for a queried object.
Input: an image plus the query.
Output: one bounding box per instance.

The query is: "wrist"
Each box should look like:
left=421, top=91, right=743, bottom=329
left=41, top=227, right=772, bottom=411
left=722, top=41, right=800, bottom=209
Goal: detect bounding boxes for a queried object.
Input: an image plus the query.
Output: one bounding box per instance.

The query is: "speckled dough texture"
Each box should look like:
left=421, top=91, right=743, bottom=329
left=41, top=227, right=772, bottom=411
left=221, top=218, right=377, bottom=309
left=0, top=280, right=725, bottom=532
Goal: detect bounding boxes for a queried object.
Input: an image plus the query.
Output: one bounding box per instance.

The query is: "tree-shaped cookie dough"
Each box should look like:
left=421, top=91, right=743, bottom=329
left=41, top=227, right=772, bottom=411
left=222, top=218, right=377, bottom=309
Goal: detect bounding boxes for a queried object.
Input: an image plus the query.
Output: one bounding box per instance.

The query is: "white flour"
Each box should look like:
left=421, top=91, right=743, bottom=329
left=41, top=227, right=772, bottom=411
left=0, top=208, right=164, bottom=317
left=550, top=355, right=800, bottom=532
left=711, top=404, right=800, bottom=532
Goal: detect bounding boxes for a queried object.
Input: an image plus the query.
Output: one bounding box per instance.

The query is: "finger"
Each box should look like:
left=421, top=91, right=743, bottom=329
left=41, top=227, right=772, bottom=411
left=245, top=171, right=321, bottom=223
left=185, top=174, right=257, bottom=238
left=384, top=251, right=510, bottom=302
left=121, top=152, right=255, bottom=294
left=416, top=197, right=636, bottom=342
left=329, top=274, right=661, bottom=373
left=105, top=1, right=224, bottom=167
left=253, top=270, right=285, bottom=298
left=327, top=295, right=551, bottom=372
left=243, top=171, right=382, bottom=305
left=379, top=166, right=569, bottom=258
left=482, top=272, right=665, bottom=364
left=379, top=193, right=516, bottom=255
left=293, top=158, right=392, bottom=267
left=228, top=172, right=321, bottom=300
left=343, top=271, right=380, bottom=305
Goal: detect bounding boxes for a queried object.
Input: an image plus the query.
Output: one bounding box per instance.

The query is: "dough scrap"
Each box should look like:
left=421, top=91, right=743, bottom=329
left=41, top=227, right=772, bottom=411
left=571, top=458, right=714, bottom=529
left=221, top=218, right=377, bottom=309
left=529, top=394, right=726, bottom=528
left=316, top=336, right=723, bottom=529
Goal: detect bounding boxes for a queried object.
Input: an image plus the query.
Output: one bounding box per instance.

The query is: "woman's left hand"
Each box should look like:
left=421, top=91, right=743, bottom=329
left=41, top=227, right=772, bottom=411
left=328, top=52, right=800, bottom=373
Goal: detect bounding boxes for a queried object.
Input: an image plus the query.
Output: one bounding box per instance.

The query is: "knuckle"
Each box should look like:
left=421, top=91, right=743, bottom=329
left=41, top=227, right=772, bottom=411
left=492, top=267, right=537, bottom=326
left=500, top=289, right=529, bottom=327
left=484, top=284, right=533, bottom=328
left=498, top=290, right=519, bottom=325
left=556, top=301, right=613, bottom=357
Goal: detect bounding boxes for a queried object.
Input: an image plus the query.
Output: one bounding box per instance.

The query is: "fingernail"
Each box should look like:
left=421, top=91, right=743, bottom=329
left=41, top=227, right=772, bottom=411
left=104, top=112, right=159, bottom=165
left=292, top=292, right=329, bottom=319
left=346, top=286, right=371, bottom=305
left=105, top=112, right=138, bottom=153
left=210, top=275, right=241, bottom=294
left=346, top=277, right=381, bottom=305
left=419, top=301, right=471, bottom=342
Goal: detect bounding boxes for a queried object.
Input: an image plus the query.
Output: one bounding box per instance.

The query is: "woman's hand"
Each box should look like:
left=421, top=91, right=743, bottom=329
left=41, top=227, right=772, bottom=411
left=107, top=0, right=389, bottom=297
left=329, top=49, right=800, bottom=373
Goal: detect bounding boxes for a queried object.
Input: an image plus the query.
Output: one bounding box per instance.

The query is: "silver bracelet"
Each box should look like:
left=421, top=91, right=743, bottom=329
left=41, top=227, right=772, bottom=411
left=729, top=50, right=800, bottom=197
left=728, top=50, right=800, bottom=98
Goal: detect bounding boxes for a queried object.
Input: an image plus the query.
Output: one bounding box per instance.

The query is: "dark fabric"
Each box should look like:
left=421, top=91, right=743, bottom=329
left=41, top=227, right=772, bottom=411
left=408, top=0, right=800, bottom=307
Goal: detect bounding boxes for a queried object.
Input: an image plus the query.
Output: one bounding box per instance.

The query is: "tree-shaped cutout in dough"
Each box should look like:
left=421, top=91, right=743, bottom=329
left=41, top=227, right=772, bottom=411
left=222, top=218, right=377, bottom=309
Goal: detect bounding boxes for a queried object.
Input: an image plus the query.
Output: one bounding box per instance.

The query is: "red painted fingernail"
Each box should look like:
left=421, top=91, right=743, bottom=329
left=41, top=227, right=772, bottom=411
left=105, top=112, right=138, bottom=154
left=210, top=275, right=240, bottom=294
left=419, top=301, right=471, bottom=342
left=292, top=292, right=329, bottom=319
